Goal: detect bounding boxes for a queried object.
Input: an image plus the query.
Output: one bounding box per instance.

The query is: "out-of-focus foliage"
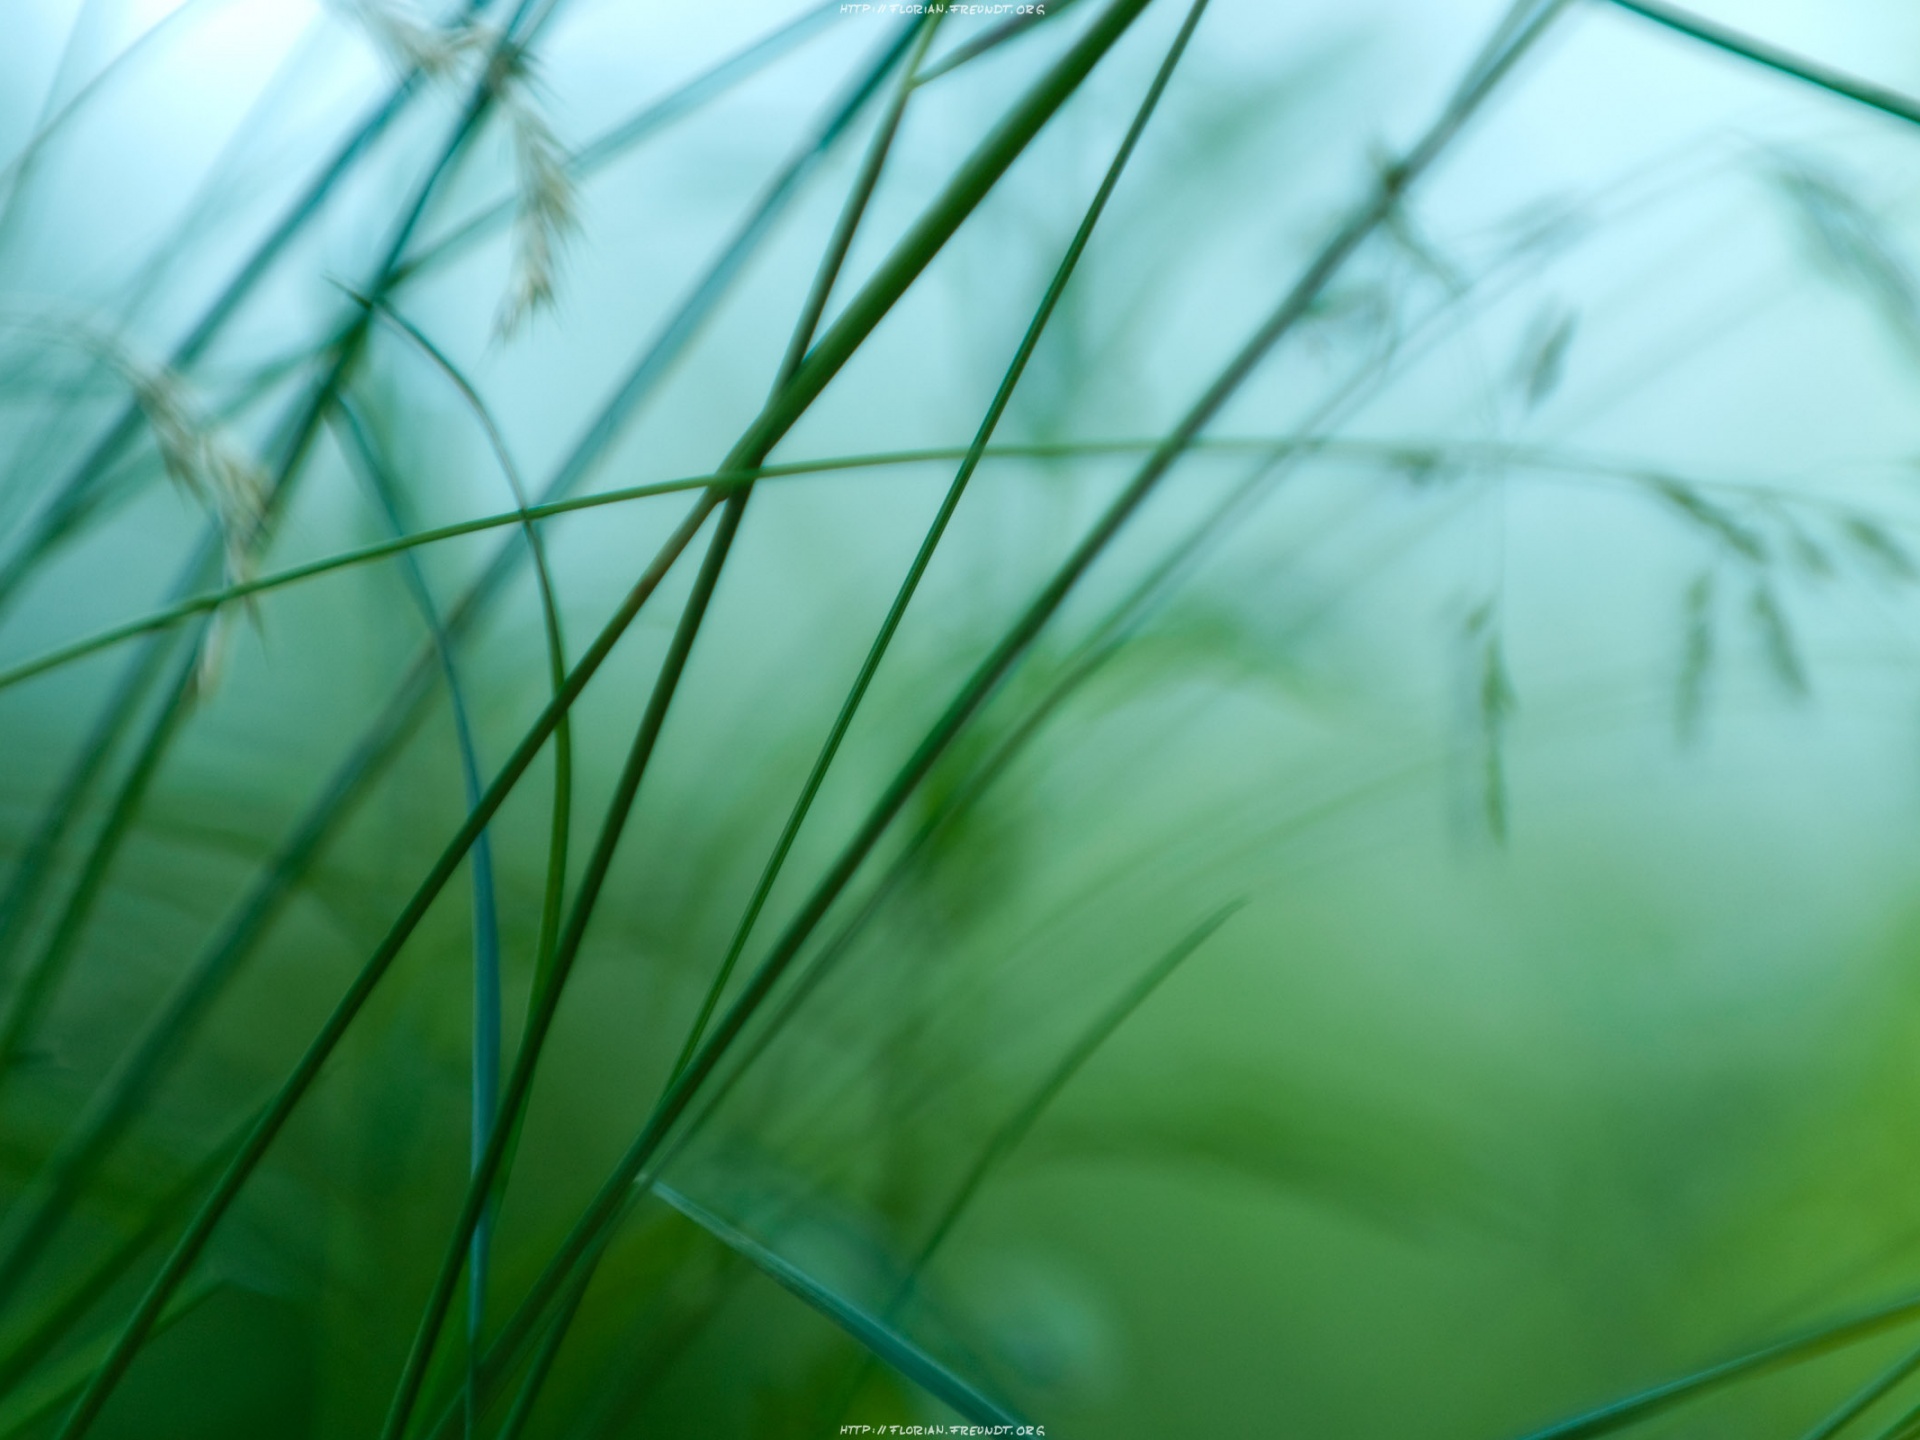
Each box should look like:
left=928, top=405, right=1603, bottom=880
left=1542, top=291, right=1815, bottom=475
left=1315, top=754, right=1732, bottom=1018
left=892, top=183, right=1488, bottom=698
left=6, top=0, right=1920, bottom=1437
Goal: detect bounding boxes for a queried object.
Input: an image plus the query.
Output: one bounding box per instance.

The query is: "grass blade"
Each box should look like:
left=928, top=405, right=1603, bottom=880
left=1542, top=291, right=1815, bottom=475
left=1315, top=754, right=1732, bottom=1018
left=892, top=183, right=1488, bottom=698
left=652, top=1182, right=1027, bottom=1428
left=1605, top=0, right=1920, bottom=130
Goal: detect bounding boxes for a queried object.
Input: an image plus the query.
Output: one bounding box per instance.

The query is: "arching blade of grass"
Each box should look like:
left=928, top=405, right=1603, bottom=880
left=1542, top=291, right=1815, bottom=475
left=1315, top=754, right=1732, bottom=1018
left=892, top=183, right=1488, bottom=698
left=668, top=0, right=1211, bottom=1091
left=908, top=903, right=1240, bottom=1273
left=342, top=293, right=580, bottom=1433
left=350, top=376, right=571, bottom=1435
left=652, top=1182, right=1027, bottom=1428
left=0, top=0, right=554, bottom=1317
left=1800, top=1341, right=1920, bottom=1440
left=350, top=296, right=573, bottom=1016
left=327, top=396, right=507, bottom=1432
left=821, top=903, right=1241, bottom=1427
left=1512, top=1289, right=1920, bottom=1439
left=0, top=433, right=1779, bottom=702
left=474, top=0, right=1571, bottom=1378
left=1604, top=0, right=1920, bottom=130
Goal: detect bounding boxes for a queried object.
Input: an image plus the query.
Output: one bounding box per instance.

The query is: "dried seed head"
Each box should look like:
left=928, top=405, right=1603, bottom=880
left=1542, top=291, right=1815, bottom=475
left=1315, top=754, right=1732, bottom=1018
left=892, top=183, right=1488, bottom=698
left=345, top=0, right=489, bottom=80
left=495, top=81, right=578, bottom=339
left=86, top=338, right=269, bottom=610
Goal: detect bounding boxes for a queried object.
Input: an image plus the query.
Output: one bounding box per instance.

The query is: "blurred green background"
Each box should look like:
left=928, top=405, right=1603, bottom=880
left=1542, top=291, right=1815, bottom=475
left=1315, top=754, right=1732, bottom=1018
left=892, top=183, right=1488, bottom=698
left=8, top=0, right=1920, bottom=1436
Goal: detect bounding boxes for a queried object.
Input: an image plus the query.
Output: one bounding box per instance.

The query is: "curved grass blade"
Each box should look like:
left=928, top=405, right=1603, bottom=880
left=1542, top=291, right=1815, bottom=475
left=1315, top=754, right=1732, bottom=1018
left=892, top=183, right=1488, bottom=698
left=653, top=1181, right=1026, bottom=1428
left=0, top=434, right=1712, bottom=697
left=350, top=308, right=576, bottom=1420
left=1512, top=1289, right=1920, bottom=1439
left=348, top=296, right=573, bottom=1010
left=1799, top=1340, right=1920, bottom=1440
left=327, top=397, right=507, bottom=1421
left=1604, top=0, right=1920, bottom=131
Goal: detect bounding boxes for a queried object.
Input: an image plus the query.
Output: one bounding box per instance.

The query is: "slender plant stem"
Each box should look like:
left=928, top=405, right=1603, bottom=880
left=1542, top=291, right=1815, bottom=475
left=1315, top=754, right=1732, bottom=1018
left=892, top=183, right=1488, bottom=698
left=1604, top=0, right=1920, bottom=130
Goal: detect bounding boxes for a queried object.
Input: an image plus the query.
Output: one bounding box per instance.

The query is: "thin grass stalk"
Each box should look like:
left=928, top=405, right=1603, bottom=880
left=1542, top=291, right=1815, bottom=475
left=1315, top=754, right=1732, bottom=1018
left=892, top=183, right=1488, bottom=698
left=476, top=0, right=1571, bottom=1381
left=1604, top=0, right=1920, bottom=130
left=0, top=434, right=1742, bottom=697
left=819, top=903, right=1239, bottom=1427
left=669, top=0, right=1210, bottom=1084
left=1798, top=1344, right=1920, bottom=1440
left=341, top=294, right=580, bottom=1431
left=1514, top=1300, right=1920, bottom=1437
left=345, top=299, right=573, bottom=1017
left=326, top=397, right=507, bottom=1440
